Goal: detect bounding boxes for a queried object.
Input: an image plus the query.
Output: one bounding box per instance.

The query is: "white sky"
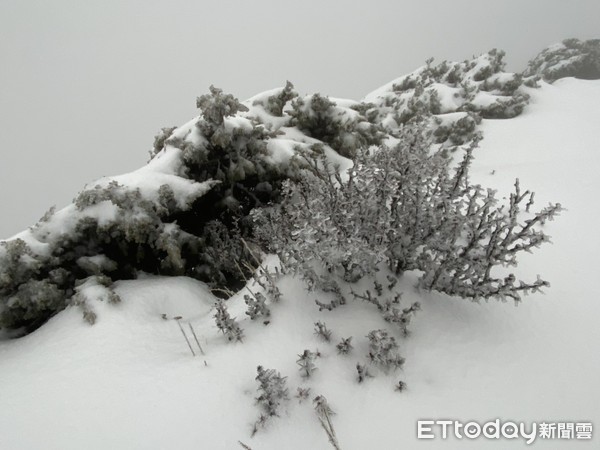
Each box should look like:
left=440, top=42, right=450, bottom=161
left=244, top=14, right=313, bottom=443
left=1, top=0, right=599, bottom=239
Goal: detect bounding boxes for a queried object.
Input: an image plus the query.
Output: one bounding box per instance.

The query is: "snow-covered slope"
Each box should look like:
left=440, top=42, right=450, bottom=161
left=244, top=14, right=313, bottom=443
left=0, top=79, right=598, bottom=449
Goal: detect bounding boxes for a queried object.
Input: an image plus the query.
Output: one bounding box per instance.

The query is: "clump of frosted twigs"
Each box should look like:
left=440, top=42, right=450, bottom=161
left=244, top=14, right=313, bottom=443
left=297, top=349, right=319, bottom=378
left=244, top=292, right=270, bottom=321
left=214, top=300, right=244, bottom=342
left=336, top=337, right=353, bottom=355
left=356, top=363, right=373, bottom=383
left=252, top=365, right=289, bottom=436
left=252, top=135, right=562, bottom=304
left=395, top=380, right=407, bottom=392
left=314, top=321, right=332, bottom=342
left=296, top=387, right=311, bottom=403
left=238, top=239, right=283, bottom=323
left=351, top=282, right=420, bottom=336
left=366, top=329, right=405, bottom=372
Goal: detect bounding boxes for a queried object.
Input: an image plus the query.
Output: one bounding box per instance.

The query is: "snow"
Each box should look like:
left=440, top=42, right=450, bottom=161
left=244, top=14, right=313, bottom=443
left=469, top=91, right=507, bottom=109
left=362, top=66, right=427, bottom=103
left=265, top=139, right=306, bottom=166
left=429, top=83, right=462, bottom=112
left=0, top=79, right=599, bottom=449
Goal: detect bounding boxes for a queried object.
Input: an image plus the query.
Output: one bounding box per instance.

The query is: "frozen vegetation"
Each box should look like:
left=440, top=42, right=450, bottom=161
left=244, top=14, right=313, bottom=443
left=0, top=39, right=599, bottom=449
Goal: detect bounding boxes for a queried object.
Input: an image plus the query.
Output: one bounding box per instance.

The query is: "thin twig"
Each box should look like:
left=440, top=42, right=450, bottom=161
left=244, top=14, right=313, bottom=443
left=176, top=318, right=195, bottom=356
left=234, top=258, right=260, bottom=299
left=314, top=396, right=342, bottom=450
left=241, top=238, right=279, bottom=289
left=211, top=287, right=236, bottom=297
left=188, top=323, right=205, bottom=355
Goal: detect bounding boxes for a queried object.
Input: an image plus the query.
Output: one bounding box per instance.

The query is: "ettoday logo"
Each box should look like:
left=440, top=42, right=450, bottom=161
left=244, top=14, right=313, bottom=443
left=417, top=419, right=593, bottom=444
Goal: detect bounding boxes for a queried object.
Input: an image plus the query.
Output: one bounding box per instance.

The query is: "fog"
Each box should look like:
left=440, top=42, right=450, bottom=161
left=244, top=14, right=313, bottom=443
left=1, top=0, right=598, bottom=238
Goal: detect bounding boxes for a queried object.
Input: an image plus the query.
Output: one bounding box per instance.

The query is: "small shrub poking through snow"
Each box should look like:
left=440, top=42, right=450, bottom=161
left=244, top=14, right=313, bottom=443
left=395, top=380, right=408, bottom=393
left=314, top=321, right=333, bottom=342
left=295, top=387, right=311, bottom=403
left=214, top=300, right=244, bottom=342
left=336, top=337, right=353, bottom=355
left=296, top=349, right=319, bottom=378
left=244, top=292, right=270, bottom=321
left=252, top=365, right=289, bottom=435
left=366, top=329, right=405, bottom=373
left=356, top=363, right=373, bottom=383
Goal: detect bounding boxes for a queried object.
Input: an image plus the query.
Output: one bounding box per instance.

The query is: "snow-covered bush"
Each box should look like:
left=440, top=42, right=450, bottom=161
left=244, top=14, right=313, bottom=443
left=252, top=121, right=561, bottom=302
left=365, top=49, right=534, bottom=150
left=524, top=38, right=600, bottom=82
left=288, top=94, right=384, bottom=158
left=0, top=85, right=300, bottom=333
left=0, top=43, right=569, bottom=335
left=70, top=275, right=121, bottom=325
left=0, top=179, right=209, bottom=331
left=0, top=278, right=64, bottom=330
left=251, top=80, right=297, bottom=117
left=150, top=126, right=177, bottom=160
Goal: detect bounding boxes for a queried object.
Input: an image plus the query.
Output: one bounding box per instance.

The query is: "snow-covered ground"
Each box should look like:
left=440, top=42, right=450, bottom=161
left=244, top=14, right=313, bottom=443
left=0, top=79, right=598, bottom=449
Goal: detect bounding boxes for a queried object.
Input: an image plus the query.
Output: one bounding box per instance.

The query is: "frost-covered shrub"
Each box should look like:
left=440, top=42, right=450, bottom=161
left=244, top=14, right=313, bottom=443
left=366, top=329, right=405, bottom=372
left=248, top=262, right=282, bottom=304
left=476, top=93, right=529, bottom=119
left=314, top=321, right=332, bottom=342
left=214, top=299, right=244, bottom=342
left=1, top=44, right=570, bottom=335
left=0, top=179, right=206, bottom=330
left=252, top=365, right=289, bottom=435
left=336, top=337, right=353, bottom=355
left=0, top=85, right=295, bottom=332
left=253, top=121, right=561, bottom=302
left=524, top=38, right=600, bottom=82
left=0, top=279, right=64, bottom=330
left=197, top=85, right=250, bottom=126
left=433, top=113, right=481, bottom=145
left=150, top=126, right=177, bottom=160
left=244, top=292, right=270, bottom=321
left=366, top=49, right=533, bottom=150
left=252, top=81, right=297, bottom=117
left=296, top=349, right=319, bottom=378
left=351, top=283, right=420, bottom=336
left=295, top=387, right=311, bottom=403
left=0, top=239, right=41, bottom=301
left=356, top=363, right=373, bottom=383
left=70, top=275, right=121, bottom=325
left=288, top=94, right=384, bottom=158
